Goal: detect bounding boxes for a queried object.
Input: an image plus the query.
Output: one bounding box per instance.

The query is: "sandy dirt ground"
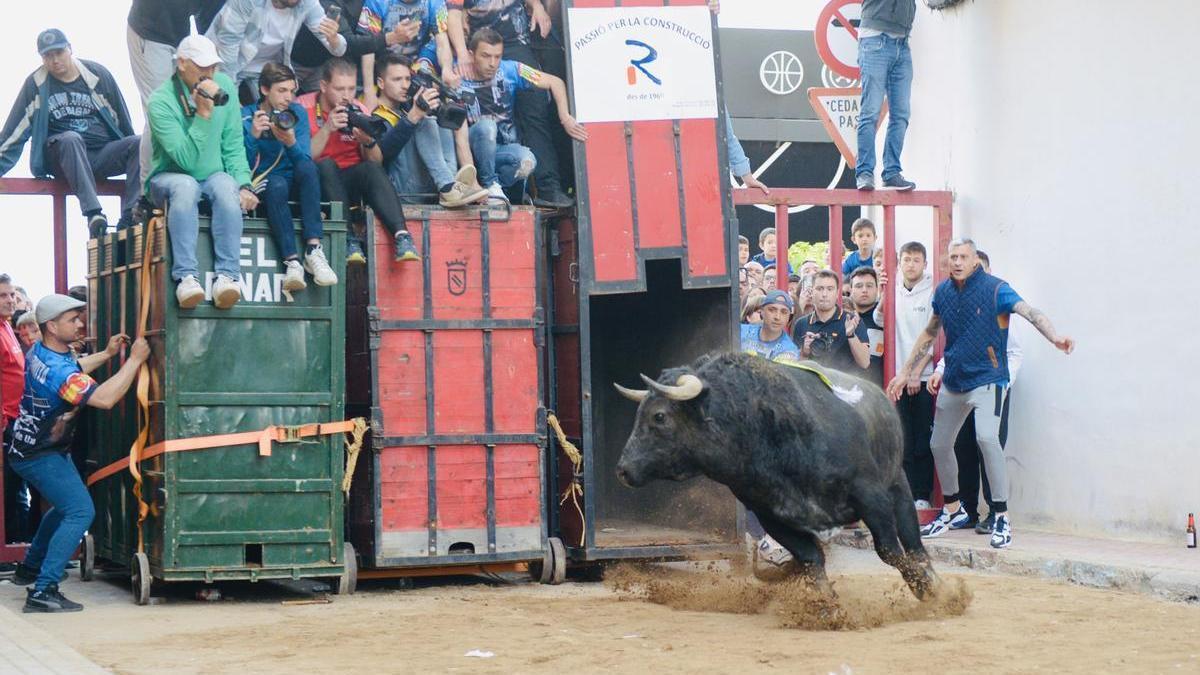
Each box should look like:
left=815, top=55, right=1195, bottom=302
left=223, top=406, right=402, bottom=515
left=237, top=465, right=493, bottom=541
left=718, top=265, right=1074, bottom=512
left=7, top=547, right=1199, bottom=675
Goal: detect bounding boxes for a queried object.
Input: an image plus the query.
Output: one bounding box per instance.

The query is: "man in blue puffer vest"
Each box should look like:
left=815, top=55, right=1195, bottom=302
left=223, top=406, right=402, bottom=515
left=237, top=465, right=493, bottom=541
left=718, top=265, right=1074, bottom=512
left=887, top=238, right=1076, bottom=549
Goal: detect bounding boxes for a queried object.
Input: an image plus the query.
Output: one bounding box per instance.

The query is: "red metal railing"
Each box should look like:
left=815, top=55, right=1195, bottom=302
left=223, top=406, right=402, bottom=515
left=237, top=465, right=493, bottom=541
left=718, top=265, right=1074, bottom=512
left=732, top=187, right=953, bottom=383
left=0, top=177, right=127, bottom=294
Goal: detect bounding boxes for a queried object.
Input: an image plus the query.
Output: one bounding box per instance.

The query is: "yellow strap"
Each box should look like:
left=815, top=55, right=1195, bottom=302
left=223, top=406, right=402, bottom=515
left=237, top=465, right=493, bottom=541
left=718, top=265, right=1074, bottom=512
left=340, top=417, right=369, bottom=497
left=779, top=360, right=836, bottom=390
left=547, top=413, right=585, bottom=548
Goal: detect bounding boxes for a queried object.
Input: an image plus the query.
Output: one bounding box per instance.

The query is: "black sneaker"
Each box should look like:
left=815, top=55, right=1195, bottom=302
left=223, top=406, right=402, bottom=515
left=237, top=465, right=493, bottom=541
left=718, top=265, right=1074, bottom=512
left=975, top=512, right=996, bottom=535
left=856, top=174, right=875, bottom=191
left=11, top=563, right=38, bottom=586
left=393, top=231, right=420, bottom=262
left=88, top=213, right=109, bottom=238
left=532, top=187, right=574, bottom=209
left=12, top=563, right=68, bottom=586
left=24, top=584, right=83, bottom=613
left=882, top=174, right=917, bottom=191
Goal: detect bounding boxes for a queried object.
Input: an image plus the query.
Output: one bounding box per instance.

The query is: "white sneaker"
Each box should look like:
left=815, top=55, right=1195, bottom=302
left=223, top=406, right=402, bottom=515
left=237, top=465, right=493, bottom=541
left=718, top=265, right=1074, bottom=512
left=990, top=515, right=1012, bottom=549
left=283, top=259, right=307, bottom=292
left=175, top=275, right=204, bottom=309
left=914, top=499, right=932, bottom=510
left=303, top=245, right=338, bottom=286
left=756, top=534, right=794, bottom=566
left=212, top=274, right=241, bottom=309
left=487, top=182, right=509, bottom=203
left=920, top=504, right=970, bottom=538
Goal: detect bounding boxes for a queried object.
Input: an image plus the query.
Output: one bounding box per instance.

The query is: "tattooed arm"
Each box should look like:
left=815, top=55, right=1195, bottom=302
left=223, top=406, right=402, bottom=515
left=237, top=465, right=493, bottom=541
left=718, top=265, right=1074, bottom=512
left=1013, top=301, right=1075, bottom=354
left=886, top=314, right=941, bottom=401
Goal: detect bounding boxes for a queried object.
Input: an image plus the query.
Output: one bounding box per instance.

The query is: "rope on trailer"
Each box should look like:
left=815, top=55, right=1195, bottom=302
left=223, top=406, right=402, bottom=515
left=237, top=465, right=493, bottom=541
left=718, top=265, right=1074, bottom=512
left=341, top=416, right=369, bottom=497
left=547, top=413, right=585, bottom=548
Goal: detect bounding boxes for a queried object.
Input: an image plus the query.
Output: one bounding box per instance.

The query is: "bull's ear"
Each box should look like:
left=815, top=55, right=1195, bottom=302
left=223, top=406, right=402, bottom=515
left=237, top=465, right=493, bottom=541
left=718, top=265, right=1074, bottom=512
left=613, top=382, right=649, bottom=402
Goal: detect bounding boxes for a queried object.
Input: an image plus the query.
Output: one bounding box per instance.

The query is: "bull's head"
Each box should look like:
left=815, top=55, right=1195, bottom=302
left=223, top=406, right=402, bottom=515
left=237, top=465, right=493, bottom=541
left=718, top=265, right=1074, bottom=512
left=613, top=371, right=707, bottom=487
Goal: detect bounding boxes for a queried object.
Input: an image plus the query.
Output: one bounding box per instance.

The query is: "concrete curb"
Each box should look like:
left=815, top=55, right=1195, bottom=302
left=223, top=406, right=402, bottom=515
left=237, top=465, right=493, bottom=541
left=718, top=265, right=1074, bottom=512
left=831, top=530, right=1200, bottom=604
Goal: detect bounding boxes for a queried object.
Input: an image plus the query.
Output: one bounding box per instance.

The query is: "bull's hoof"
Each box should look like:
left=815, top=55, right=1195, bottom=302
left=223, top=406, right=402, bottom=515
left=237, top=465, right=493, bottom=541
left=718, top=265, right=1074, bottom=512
left=908, top=566, right=943, bottom=602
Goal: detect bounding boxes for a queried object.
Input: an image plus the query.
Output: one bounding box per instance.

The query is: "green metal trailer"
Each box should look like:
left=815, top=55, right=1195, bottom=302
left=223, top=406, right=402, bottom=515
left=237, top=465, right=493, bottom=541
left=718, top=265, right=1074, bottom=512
left=84, top=209, right=354, bottom=603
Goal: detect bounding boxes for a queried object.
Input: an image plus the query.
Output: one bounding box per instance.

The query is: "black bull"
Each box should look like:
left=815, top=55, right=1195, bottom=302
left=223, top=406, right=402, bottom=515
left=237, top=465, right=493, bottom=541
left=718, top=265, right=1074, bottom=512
left=614, top=352, right=941, bottom=600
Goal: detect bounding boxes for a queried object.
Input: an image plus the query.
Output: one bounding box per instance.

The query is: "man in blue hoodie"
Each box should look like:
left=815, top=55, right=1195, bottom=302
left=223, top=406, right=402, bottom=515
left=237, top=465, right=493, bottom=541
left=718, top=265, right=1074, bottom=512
left=856, top=0, right=917, bottom=192
left=0, top=30, right=139, bottom=237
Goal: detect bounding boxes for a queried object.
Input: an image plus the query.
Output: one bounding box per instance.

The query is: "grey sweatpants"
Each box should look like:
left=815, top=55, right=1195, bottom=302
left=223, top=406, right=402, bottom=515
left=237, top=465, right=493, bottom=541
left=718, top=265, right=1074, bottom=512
left=45, top=132, right=141, bottom=219
left=929, top=382, right=1009, bottom=505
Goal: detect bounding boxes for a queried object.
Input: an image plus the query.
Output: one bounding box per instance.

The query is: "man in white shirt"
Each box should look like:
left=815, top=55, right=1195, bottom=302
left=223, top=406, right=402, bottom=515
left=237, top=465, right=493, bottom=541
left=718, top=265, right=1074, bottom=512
left=879, top=242, right=935, bottom=509
left=927, top=250, right=1022, bottom=534
left=207, top=0, right=347, bottom=101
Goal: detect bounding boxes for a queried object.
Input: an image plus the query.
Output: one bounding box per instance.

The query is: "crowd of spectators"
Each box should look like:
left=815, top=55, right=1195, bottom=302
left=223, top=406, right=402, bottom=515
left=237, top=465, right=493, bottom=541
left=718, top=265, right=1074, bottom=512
left=1, top=0, right=591, bottom=311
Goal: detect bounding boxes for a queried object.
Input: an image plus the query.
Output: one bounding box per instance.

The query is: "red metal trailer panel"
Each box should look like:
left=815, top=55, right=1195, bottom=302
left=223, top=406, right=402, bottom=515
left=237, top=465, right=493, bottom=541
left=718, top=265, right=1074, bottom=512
left=347, top=207, right=547, bottom=568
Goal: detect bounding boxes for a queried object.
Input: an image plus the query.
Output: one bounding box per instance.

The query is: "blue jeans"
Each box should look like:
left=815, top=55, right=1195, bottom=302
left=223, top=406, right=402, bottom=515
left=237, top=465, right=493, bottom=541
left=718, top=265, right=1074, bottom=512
left=856, top=33, right=912, bottom=180
left=389, top=118, right=458, bottom=202
left=149, top=171, right=244, bottom=281
left=263, top=159, right=323, bottom=261
left=11, top=452, right=95, bottom=591
left=468, top=118, right=536, bottom=188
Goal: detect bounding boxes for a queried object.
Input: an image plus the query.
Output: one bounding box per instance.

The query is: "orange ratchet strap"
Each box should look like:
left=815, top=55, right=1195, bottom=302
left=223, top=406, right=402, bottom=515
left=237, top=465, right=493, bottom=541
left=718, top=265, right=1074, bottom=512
left=85, top=419, right=362, bottom=488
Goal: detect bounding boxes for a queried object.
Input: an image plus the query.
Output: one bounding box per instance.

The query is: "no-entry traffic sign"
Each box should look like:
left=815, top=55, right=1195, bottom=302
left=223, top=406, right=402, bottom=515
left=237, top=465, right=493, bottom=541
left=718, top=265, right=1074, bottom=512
left=815, top=0, right=862, bottom=81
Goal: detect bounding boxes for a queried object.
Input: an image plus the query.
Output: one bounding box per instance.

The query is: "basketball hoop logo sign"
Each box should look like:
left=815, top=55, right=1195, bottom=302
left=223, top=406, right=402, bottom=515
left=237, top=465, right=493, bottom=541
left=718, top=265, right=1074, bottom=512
left=447, top=259, right=468, bottom=296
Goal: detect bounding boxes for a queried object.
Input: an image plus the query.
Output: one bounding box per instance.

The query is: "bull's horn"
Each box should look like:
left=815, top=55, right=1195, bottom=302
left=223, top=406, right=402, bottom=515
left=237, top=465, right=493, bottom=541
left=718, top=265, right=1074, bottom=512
left=639, top=373, right=704, bottom=401
left=613, top=382, right=649, bottom=402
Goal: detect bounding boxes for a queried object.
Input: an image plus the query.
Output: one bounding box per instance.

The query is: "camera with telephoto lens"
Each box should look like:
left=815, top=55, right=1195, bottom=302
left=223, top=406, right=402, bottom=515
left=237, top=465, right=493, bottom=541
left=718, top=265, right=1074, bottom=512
left=194, top=76, right=229, bottom=106
left=343, top=105, right=388, bottom=140
left=255, top=108, right=298, bottom=139
left=407, top=68, right=471, bottom=131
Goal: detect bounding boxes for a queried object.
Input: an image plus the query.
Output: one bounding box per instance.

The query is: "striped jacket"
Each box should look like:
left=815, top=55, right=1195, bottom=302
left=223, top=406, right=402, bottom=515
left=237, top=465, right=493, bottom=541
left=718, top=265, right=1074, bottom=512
left=0, top=58, right=134, bottom=178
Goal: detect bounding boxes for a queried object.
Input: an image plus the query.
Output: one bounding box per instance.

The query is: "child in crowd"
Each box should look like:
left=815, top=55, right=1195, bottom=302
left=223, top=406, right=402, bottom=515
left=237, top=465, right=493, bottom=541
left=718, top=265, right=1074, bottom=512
left=738, top=235, right=750, bottom=266
left=751, top=227, right=795, bottom=274
left=841, top=218, right=877, bottom=277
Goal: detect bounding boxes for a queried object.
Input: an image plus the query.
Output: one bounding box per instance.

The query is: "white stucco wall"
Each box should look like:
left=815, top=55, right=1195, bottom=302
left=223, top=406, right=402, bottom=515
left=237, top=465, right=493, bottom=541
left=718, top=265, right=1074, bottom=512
left=888, top=0, right=1200, bottom=543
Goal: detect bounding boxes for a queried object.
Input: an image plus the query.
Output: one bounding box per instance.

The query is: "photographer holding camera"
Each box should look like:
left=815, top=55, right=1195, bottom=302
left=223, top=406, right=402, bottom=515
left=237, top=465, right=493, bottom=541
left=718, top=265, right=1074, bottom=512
left=792, top=269, right=871, bottom=374
left=299, top=57, right=419, bottom=264
left=146, top=33, right=256, bottom=310
left=242, top=62, right=339, bottom=293
left=373, top=54, right=486, bottom=208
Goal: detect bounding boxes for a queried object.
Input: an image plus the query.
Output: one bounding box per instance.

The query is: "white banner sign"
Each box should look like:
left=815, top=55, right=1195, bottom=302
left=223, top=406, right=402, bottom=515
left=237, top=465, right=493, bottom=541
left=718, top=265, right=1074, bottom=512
left=568, top=6, right=718, bottom=123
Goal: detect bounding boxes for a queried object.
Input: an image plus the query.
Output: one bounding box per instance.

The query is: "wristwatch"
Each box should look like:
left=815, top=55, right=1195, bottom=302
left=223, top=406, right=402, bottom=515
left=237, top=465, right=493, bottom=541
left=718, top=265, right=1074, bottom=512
left=361, top=140, right=378, bottom=149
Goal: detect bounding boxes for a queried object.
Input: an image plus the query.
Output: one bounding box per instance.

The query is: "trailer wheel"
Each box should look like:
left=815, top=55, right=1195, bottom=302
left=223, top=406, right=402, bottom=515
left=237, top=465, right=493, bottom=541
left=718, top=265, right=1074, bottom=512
left=530, top=541, right=555, bottom=584
left=548, top=537, right=567, bottom=585
left=333, top=543, right=357, bottom=595
left=80, top=533, right=95, bottom=582
left=131, top=552, right=152, bottom=605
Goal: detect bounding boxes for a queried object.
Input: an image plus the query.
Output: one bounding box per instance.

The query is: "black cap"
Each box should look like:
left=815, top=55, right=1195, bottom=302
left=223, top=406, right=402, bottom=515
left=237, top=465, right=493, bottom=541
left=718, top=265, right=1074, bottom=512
left=37, top=29, right=70, bottom=56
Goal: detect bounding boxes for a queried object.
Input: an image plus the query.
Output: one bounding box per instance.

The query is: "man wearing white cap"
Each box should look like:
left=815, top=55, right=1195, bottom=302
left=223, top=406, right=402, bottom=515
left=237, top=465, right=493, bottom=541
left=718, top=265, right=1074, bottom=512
left=6, top=295, right=149, bottom=612
left=146, top=32, right=257, bottom=309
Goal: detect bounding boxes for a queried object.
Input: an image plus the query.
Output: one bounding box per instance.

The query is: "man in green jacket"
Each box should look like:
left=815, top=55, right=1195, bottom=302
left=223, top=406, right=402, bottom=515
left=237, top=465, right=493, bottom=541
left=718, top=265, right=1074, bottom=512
left=145, top=33, right=259, bottom=310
